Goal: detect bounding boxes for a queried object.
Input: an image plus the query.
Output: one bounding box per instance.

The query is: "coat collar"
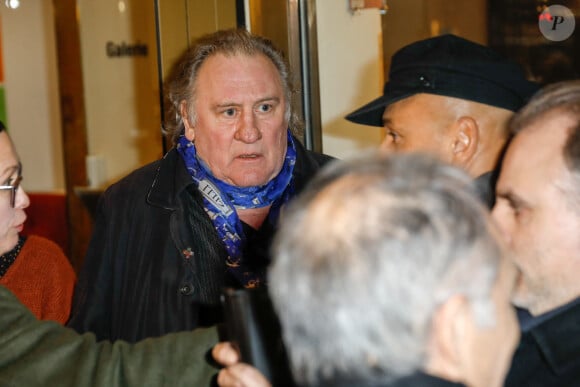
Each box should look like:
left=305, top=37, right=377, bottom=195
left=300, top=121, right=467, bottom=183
left=527, top=299, right=580, bottom=375
left=316, top=372, right=465, bottom=387
left=146, top=149, right=194, bottom=210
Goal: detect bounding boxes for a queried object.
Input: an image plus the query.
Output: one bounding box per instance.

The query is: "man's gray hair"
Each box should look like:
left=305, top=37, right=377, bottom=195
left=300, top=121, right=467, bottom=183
left=269, top=152, right=502, bottom=386
left=509, top=80, right=580, bottom=212
left=163, top=28, right=302, bottom=145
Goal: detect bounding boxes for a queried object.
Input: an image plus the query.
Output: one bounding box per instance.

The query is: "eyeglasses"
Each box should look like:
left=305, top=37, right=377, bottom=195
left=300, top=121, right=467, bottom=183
left=0, top=175, right=23, bottom=208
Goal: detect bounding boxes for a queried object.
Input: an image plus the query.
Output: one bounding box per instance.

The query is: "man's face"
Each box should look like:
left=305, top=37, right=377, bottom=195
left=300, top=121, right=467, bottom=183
left=492, top=110, right=580, bottom=315
left=380, top=93, right=456, bottom=162
left=184, top=52, right=288, bottom=187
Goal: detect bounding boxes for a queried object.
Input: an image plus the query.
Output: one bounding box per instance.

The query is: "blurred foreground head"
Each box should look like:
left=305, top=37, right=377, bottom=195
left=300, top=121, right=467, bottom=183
left=270, top=153, right=518, bottom=387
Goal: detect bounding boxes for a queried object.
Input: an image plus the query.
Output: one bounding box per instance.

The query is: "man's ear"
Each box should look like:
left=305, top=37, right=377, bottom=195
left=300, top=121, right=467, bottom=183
left=450, top=116, right=479, bottom=168
left=180, top=101, right=195, bottom=141
left=425, top=295, right=470, bottom=383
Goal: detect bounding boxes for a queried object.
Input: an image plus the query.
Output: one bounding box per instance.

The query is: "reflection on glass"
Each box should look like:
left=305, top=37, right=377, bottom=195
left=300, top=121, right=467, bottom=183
left=4, top=0, right=20, bottom=10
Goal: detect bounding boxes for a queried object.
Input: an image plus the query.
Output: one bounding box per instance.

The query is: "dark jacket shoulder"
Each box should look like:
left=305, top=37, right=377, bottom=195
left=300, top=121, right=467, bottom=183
left=505, top=300, right=580, bottom=386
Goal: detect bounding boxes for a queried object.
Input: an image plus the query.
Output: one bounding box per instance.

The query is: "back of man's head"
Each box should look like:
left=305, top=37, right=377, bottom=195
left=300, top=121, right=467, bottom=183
left=269, top=153, right=505, bottom=386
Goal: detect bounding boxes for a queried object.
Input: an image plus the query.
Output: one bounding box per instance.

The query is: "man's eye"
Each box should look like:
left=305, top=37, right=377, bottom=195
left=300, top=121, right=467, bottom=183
left=257, top=103, right=272, bottom=113
left=386, top=130, right=400, bottom=142
left=508, top=202, right=523, bottom=219
left=4, top=176, right=16, bottom=186
left=222, top=108, right=236, bottom=117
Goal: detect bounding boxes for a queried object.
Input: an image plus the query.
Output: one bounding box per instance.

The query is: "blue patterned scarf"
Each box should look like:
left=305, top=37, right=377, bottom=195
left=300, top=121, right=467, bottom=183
left=177, top=130, right=296, bottom=288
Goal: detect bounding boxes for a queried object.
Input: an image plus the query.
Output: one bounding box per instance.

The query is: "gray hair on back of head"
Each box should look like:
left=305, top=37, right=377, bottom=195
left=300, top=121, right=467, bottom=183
left=269, top=152, right=502, bottom=386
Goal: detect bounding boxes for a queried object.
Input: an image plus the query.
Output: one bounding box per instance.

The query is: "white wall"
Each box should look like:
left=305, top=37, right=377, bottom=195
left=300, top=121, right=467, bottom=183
left=0, top=0, right=65, bottom=192
left=316, top=0, right=383, bottom=159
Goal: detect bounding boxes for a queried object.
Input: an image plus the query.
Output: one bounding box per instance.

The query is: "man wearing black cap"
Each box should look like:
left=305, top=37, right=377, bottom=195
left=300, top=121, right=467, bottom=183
left=346, top=34, right=539, bottom=207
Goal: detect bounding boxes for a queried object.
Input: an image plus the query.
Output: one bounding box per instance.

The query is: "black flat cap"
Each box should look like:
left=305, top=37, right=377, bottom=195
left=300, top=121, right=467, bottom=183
left=346, top=34, right=540, bottom=127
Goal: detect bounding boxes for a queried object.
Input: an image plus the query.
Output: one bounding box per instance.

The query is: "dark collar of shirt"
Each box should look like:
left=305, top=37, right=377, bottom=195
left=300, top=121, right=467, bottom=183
left=517, top=296, right=580, bottom=332
left=316, top=371, right=465, bottom=387
left=509, top=297, right=580, bottom=381
left=473, top=169, right=499, bottom=209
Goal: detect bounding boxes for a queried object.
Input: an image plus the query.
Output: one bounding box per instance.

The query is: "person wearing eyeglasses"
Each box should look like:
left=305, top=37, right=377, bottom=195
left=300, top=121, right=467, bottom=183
left=0, top=121, right=76, bottom=324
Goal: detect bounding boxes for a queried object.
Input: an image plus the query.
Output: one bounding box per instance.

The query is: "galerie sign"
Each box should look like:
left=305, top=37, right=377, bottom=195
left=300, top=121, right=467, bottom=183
left=106, top=41, right=148, bottom=57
